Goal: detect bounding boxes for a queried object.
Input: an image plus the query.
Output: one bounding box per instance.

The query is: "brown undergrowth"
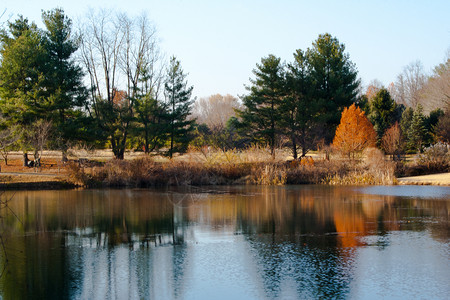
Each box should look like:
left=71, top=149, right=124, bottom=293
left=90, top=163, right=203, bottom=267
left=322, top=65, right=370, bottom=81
left=324, top=148, right=397, bottom=185
left=395, top=142, right=450, bottom=177
left=67, top=148, right=396, bottom=187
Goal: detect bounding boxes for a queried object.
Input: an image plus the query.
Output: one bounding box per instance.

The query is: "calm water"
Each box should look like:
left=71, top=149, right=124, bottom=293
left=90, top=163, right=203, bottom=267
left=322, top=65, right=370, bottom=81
left=0, top=185, right=449, bottom=299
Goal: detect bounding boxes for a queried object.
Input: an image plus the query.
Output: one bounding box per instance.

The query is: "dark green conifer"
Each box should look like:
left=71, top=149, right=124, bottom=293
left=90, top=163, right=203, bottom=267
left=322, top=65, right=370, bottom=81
left=306, top=33, right=359, bottom=142
left=407, top=104, right=428, bottom=153
left=42, top=8, right=88, bottom=157
left=282, top=49, right=318, bottom=159
left=369, top=88, right=397, bottom=144
left=238, top=54, right=285, bottom=158
left=163, top=57, right=196, bottom=158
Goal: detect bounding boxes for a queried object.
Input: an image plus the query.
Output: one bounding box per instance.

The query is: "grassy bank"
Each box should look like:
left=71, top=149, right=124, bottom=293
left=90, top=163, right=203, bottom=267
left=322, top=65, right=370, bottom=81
left=67, top=148, right=398, bottom=187
left=2, top=145, right=448, bottom=188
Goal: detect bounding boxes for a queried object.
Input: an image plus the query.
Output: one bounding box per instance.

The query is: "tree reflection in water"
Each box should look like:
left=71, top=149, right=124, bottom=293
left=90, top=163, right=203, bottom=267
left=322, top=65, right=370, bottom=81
left=0, top=186, right=448, bottom=299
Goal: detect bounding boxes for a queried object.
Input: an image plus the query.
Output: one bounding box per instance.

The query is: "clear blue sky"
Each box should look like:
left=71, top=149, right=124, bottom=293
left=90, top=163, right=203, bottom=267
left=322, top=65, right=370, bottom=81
left=2, top=0, right=450, bottom=99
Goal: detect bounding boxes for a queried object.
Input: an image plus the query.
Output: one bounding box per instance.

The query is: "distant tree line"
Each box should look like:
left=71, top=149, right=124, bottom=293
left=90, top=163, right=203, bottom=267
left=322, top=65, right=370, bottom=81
left=230, top=34, right=449, bottom=159
left=0, top=9, right=449, bottom=164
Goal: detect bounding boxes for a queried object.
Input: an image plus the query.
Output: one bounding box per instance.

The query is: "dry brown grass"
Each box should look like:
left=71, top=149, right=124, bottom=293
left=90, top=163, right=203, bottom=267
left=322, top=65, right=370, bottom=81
left=2, top=147, right=400, bottom=187
left=67, top=154, right=359, bottom=187
left=322, top=148, right=397, bottom=185
left=68, top=157, right=254, bottom=187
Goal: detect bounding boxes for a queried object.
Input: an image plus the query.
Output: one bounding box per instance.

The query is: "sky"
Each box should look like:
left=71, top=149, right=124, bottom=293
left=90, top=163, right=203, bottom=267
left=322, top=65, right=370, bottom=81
left=2, top=0, right=450, bottom=99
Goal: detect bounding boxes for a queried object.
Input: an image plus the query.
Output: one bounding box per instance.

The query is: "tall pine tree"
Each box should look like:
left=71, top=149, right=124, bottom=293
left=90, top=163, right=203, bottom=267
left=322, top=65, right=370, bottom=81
left=282, top=49, right=319, bottom=159
left=0, top=16, right=47, bottom=124
left=163, top=57, right=195, bottom=158
left=238, top=54, right=285, bottom=158
left=306, top=33, right=359, bottom=143
left=0, top=16, right=47, bottom=165
left=42, top=8, right=88, bottom=159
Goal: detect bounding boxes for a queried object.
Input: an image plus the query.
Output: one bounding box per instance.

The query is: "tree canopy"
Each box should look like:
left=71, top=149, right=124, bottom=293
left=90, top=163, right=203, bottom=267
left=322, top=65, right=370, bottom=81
left=333, top=104, right=377, bottom=158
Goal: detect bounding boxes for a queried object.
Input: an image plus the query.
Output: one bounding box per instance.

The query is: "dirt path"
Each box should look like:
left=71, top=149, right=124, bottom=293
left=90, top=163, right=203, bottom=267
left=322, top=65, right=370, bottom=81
left=0, top=172, right=59, bottom=177
left=0, top=171, right=67, bottom=184
left=397, top=173, right=450, bottom=186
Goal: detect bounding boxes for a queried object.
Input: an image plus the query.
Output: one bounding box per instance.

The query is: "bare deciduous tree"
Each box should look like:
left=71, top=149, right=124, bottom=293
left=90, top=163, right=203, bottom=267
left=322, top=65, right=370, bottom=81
left=365, top=79, right=384, bottom=101
left=0, top=127, right=18, bottom=166
left=420, top=50, right=450, bottom=111
left=192, top=94, right=241, bottom=131
left=23, top=120, right=53, bottom=168
left=391, top=60, right=428, bottom=108
left=381, top=122, right=403, bottom=160
left=79, top=10, right=159, bottom=159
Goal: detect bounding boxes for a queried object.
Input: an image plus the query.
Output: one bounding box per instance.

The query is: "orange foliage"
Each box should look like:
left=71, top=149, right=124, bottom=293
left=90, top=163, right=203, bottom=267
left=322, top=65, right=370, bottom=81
left=112, top=89, right=127, bottom=107
left=333, top=104, right=377, bottom=158
left=300, top=157, right=315, bottom=166
left=288, top=157, right=315, bottom=168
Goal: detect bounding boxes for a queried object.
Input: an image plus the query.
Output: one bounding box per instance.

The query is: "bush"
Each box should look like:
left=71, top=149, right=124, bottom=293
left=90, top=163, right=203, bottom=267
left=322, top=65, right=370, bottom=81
left=417, top=142, right=449, bottom=173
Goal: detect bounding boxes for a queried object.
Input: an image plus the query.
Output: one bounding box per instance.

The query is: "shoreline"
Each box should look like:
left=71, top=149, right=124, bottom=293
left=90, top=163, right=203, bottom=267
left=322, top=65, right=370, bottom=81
left=1, top=172, right=449, bottom=190
left=0, top=181, right=77, bottom=190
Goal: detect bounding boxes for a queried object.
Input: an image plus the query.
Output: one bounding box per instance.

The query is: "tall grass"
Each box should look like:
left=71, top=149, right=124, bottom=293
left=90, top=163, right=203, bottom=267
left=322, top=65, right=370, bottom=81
left=323, top=148, right=396, bottom=185
left=67, top=147, right=397, bottom=187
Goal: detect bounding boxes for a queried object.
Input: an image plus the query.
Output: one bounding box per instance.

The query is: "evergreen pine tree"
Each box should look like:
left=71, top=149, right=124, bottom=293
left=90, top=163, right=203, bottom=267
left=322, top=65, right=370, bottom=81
left=282, top=49, right=318, bottom=159
left=400, top=107, right=414, bottom=135
left=0, top=17, right=46, bottom=124
left=306, top=33, right=359, bottom=143
left=0, top=16, right=47, bottom=165
left=407, top=104, right=428, bottom=153
left=238, top=55, right=285, bottom=158
left=135, top=93, right=166, bottom=154
left=42, top=8, right=88, bottom=158
left=369, top=88, right=397, bottom=144
left=163, top=57, right=195, bottom=158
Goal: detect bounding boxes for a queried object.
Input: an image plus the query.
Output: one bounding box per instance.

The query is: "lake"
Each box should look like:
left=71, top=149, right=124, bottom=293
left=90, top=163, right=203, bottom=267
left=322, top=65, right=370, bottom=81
left=0, top=185, right=449, bottom=299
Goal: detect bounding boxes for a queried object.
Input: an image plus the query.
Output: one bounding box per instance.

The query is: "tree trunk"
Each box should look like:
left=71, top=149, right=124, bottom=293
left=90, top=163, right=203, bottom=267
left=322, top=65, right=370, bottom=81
left=23, top=152, right=29, bottom=167
left=117, top=150, right=124, bottom=160
left=34, top=149, right=40, bottom=161
left=111, top=136, right=125, bottom=160
left=302, top=145, right=307, bottom=157
left=113, top=147, right=125, bottom=160
left=144, top=126, right=149, bottom=154
left=291, top=135, right=298, bottom=160
left=62, top=150, right=68, bottom=163
left=169, top=125, right=174, bottom=159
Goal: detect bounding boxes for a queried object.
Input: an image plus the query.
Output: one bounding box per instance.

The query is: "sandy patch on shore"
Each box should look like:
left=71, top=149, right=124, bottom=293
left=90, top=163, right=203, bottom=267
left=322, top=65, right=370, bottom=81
left=398, top=173, right=450, bottom=186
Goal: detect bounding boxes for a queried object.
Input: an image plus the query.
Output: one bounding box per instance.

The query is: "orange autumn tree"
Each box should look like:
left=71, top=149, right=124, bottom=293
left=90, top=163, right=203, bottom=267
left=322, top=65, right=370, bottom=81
left=333, top=104, right=377, bottom=158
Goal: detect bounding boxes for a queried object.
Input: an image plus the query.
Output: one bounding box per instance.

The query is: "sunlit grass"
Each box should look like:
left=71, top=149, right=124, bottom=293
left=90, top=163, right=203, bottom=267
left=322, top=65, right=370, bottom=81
left=65, top=147, right=396, bottom=187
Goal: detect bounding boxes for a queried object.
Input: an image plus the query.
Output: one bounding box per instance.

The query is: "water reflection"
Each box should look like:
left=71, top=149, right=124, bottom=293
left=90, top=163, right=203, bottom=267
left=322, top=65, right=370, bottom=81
left=0, top=186, right=449, bottom=299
